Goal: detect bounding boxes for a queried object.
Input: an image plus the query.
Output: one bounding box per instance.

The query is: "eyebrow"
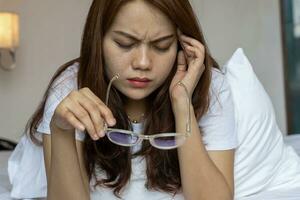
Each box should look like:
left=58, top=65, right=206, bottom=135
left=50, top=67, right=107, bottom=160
left=113, top=30, right=175, bottom=43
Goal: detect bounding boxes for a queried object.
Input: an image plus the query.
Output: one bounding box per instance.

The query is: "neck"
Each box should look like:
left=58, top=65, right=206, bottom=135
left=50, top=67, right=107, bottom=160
left=125, top=98, right=148, bottom=123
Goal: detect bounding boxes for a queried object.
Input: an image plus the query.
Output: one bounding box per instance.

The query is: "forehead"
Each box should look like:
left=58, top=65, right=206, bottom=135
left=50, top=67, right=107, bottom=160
left=108, top=0, right=175, bottom=37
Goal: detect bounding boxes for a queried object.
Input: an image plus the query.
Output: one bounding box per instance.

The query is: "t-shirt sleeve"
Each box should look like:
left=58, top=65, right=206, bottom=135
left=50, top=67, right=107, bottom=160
left=36, top=67, right=86, bottom=141
left=199, top=69, right=238, bottom=151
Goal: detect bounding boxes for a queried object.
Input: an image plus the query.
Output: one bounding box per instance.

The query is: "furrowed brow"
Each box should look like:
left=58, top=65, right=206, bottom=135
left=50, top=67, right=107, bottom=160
left=113, top=30, right=175, bottom=43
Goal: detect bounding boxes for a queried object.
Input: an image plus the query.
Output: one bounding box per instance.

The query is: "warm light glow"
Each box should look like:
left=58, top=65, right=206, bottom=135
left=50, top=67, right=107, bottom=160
left=0, top=12, right=19, bottom=48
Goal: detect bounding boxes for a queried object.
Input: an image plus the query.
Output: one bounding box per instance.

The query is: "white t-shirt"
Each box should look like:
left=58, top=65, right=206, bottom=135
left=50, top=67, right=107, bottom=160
left=37, top=62, right=237, bottom=150
left=8, top=62, right=238, bottom=199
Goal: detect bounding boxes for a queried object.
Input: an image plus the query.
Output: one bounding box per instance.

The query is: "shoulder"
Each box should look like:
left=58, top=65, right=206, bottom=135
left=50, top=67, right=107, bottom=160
left=36, top=62, right=84, bottom=138
left=49, top=62, right=80, bottom=98
left=42, top=61, right=80, bottom=116
left=208, top=67, right=231, bottom=111
left=51, top=62, right=79, bottom=90
left=210, top=67, right=228, bottom=92
left=198, top=67, right=237, bottom=150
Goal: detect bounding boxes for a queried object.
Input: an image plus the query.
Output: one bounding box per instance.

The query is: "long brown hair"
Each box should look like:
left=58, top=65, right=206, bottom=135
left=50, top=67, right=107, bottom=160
left=27, top=0, right=219, bottom=198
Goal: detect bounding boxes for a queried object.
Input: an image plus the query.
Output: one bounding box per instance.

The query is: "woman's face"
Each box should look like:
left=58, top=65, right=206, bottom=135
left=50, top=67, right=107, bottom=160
left=103, top=0, right=178, bottom=100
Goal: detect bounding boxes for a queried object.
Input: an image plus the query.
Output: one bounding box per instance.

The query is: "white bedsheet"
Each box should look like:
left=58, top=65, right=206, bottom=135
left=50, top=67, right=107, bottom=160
left=1, top=135, right=300, bottom=200
left=239, top=187, right=300, bottom=200
left=284, top=134, right=300, bottom=156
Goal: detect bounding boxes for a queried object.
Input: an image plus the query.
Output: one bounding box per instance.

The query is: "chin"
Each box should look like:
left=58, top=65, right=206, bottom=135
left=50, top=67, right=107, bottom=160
left=124, top=90, right=152, bottom=100
left=116, top=86, right=154, bottom=101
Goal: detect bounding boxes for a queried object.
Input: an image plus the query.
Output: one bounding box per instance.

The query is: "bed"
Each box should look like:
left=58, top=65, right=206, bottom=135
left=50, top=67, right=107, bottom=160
left=0, top=135, right=300, bottom=200
left=0, top=151, right=12, bottom=200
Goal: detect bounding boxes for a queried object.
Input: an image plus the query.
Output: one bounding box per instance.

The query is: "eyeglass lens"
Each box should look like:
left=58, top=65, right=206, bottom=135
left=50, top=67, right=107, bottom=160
left=107, top=131, right=186, bottom=149
left=108, top=131, right=139, bottom=145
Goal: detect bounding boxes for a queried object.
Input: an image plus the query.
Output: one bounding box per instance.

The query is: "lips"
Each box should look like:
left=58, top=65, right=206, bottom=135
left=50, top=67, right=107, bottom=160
left=127, top=77, right=151, bottom=88
left=127, top=77, right=151, bottom=82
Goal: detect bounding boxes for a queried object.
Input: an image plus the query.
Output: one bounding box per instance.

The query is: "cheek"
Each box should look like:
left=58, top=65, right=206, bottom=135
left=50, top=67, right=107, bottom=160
left=103, top=46, right=125, bottom=78
left=104, top=58, right=119, bottom=77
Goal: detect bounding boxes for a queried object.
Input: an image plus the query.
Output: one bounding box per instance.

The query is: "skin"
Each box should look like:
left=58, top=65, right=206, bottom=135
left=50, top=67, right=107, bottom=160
left=44, top=1, right=235, bottom=199
left=102, top=0, right=178, bottom=120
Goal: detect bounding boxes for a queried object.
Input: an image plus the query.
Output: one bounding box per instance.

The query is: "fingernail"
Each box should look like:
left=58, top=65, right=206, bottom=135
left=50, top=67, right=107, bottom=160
left=100, top=130, right=105, bottom=137
left=109, top=118, right=116, bottom=126
left=94, top=135, right=99, bottom=140
left=98, top=130, right=103, bottom=137
left=98, top=130, right=105, bottom=137
left=79, top=125, right=85, bottom=132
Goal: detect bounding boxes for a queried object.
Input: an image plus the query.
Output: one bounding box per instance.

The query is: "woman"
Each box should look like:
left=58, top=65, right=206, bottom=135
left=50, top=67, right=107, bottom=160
left=10, top=0, right=237, bottom=199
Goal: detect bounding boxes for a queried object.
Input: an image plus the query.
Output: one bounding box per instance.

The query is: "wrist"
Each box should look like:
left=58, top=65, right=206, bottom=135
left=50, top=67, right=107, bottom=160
left=171, top=95, right=190, bottom=108
left=50, top=118, right=74, bottom=134
left=172, top=100, right=192, bottom=117
left=50, top=121, right=76, bottom=143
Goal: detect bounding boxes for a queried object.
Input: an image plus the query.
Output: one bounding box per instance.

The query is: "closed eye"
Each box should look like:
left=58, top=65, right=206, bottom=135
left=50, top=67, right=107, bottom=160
left=116, top=42, right=134, bottom=49
left=115, top=42, right=171, bottom=52
left=154, top=46, right=171, bottom=52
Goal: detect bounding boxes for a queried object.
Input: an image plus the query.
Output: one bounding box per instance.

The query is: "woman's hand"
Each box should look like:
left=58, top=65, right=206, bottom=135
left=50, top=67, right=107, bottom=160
left=51, top=88, right=116, bottom=140
left=169, top=29, right=206, bottom=103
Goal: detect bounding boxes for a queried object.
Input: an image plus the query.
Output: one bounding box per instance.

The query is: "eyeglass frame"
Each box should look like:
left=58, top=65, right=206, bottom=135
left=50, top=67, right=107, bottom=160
left=103, top=75, right=191, bottom=150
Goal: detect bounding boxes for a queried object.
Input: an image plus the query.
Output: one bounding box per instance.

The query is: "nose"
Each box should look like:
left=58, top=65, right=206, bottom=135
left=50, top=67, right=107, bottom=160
left=132, top=46, right=152, bottom=70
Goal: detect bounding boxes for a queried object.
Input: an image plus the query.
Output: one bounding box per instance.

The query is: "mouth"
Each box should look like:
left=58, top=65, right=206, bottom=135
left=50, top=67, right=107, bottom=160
left=127, top=77, right=152, bottom=88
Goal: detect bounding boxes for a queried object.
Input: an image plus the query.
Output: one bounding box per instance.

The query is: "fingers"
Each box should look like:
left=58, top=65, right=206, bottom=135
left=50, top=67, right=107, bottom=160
left=65, top=96, right=101, bottom=140
left=74, top=90, right=116, bottom=139
left=178, top=30, right=204, bottom=56
left=177, top=29, right=205, bottom=66
left=177, top=51, right=187, bottom=72
left=175, top=29, right=206, bottom=95
left=57, top=106, right=85, bottom=131
left=183, top=45, right=202, bottom=59
left=179, top=34, right=205, bottom=52
left=81, top=88, right=116, bottom=125
left=53, top=88, right=116, bottom=141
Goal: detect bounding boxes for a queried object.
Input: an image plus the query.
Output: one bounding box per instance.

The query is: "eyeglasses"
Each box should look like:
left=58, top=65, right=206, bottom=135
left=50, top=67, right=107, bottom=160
left=103, top=75, right=191, bottom=150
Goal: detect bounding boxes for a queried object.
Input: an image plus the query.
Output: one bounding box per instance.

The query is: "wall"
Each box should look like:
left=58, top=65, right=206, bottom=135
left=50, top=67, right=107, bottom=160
left=0, top=0, right=92, bottom=141
left=0, top=0, right=287, bottom=142
left=190, top=0, right=287, bottom=134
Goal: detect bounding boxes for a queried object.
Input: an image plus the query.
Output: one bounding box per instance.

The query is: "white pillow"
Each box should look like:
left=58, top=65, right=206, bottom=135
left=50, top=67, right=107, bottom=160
left=223, top=48, right=300, bottom=198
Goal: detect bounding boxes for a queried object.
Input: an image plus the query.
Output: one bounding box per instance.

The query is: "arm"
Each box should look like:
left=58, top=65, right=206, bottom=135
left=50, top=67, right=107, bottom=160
left=44, top=123, right=90, bottom=200
left=170, top=29, right=234, bottom=200
left=43, top=134, right=89, bottom=193
left=42, top=87, right=116, bottom=200
left=173, top=104, right=234, bottom=200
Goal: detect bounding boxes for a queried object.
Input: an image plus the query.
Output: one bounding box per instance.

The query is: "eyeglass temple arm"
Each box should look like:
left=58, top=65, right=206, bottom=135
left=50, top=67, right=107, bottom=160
left=105, top=75, right=119, bottom=105
left=104, top=75, right=119, bottom=129
left=176, top=82, right=191, bottom=135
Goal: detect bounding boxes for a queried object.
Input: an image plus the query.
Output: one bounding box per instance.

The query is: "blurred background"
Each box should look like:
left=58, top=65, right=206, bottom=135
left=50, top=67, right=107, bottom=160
left=0, top=0, right=299, bottom=142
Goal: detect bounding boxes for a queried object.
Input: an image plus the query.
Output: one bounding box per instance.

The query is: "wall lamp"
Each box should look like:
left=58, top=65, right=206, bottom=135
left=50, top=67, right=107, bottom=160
left=0, top=12, right=19, bottom=71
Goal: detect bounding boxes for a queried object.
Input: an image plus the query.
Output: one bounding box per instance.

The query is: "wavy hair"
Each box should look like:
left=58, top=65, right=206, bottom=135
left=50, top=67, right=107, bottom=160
left=27, top=0, right=219, bottom=198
